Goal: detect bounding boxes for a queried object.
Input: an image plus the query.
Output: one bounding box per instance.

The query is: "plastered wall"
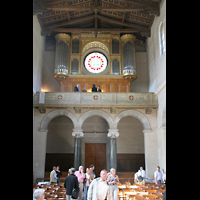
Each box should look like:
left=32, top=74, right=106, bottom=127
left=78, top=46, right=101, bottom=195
left=33, top=15, right=45, bottom=93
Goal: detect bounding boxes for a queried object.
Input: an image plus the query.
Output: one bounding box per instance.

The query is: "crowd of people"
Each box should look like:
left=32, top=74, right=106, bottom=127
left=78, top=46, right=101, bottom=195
left=134, top=166, right=166, bottom=185
left=74, top=84, right=102, bottom=92
left=33, top=165, right=166, bottom=200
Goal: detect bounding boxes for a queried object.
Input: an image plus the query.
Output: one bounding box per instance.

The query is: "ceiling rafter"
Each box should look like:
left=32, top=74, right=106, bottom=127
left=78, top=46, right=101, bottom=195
left=34, top=5, right=158, bottom=12
left=33, top=0, right=162, bottom=40
left=97, top=14, right=149, bottom=31
left=46, top=14, right=95, bottom=28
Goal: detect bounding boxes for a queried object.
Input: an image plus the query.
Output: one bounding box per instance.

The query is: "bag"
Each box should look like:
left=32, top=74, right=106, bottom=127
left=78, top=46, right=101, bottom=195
left=71, top=187, right=79, bottom=199
left=138, top=176, right=143, bottom=182
left=83, top=177, right=87, bottom=185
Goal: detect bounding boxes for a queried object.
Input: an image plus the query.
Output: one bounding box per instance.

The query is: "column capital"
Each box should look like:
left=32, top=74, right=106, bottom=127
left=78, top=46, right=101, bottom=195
left=38, top=128, right=48, bottom=133
left=107, top=129, right=119, bottom=138
left=143, top=129, right=152, bottom=134
left=72, top=129, right=84, bottom=138
left=157, top=126, right=166, bottom=131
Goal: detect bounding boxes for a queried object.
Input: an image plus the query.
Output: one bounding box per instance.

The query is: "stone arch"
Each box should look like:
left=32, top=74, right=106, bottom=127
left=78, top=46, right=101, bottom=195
left=78, top=110, right=114, bottom=129
left=113, top=110, right=151, bottom=130
left=39, top=110, right=78, bottom=131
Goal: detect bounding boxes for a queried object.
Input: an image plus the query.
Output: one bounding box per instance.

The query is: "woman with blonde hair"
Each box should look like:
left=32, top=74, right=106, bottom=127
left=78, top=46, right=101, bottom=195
left=107, top=168, right=119, bottom=200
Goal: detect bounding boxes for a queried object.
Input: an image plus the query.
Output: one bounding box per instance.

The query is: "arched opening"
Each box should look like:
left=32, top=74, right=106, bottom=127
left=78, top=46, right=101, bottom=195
left=81, top=116, right=109, bottom=176
left=45, top=116, right=74, bottom=173
left=117, top=116, right=145, bottom=173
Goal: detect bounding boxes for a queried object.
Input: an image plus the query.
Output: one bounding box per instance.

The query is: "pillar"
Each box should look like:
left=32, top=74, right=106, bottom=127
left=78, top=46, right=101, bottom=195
left=107, top=129, right=119, bottom=173
left=33, top=129, right=48, bottom=181
left=72, top=129, right=84, bottom=170
left=120, top=34, right=137, bottom=82
left=157, top=126, right=166, bottom=170
left=143, top=129, right=159, bottom=179
left=54, top=33, right=71, bottom=83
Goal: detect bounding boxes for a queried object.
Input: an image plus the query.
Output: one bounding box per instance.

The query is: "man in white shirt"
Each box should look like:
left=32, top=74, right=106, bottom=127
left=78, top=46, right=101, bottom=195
left=138, top=167, right=146, bottom=178
left=87, top=169, right=112, bottom=200
left=154, top=166, right=163, bottom=184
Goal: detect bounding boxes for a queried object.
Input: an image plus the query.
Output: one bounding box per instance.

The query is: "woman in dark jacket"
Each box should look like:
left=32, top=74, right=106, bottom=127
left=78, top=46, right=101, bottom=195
left=64, top=168, right=79, bottom=199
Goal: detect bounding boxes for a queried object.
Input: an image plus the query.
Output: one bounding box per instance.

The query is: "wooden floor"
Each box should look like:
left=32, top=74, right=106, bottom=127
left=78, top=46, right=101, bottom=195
left=36, top=180, right=166, bottom=200
left=118, top=182, right=166, bottom=200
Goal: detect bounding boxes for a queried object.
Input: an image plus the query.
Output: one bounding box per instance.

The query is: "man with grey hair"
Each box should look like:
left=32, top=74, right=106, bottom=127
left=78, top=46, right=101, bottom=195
left=33, top=188, right=45, bottom=200
left=88, top=169, right=112, bottom=200
left=50, top=166, right=58, bottom=183
left=75, top=166, right=85, bottom=200
left=64, top=168, right=79, bottom=200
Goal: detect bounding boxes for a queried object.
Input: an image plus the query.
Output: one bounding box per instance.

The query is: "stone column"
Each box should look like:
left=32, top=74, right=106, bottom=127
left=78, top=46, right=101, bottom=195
left=143, top=129, right=159, bottom=179
left=54, top=33, right=71, bottom=83
left=120, top=34, right=137, bottom=82
left=157, top=126, right=166, bottom=170
left=72, top=129, right=84, bottom=170
left=107, top=129, right=119, bottom=173
left=33, top=129, right=48, bottom=181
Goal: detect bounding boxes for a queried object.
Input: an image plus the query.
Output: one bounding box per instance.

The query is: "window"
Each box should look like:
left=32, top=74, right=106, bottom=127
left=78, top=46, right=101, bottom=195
left=159, top=23, right=165, bottom=55
left=84, top=52, right=108, bottom=74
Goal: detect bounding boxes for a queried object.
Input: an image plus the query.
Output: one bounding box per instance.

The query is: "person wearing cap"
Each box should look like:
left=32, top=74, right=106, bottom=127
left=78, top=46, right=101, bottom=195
left=64, top=167, right=79, bottom=200
left=33, top=188, right=45, bottom=200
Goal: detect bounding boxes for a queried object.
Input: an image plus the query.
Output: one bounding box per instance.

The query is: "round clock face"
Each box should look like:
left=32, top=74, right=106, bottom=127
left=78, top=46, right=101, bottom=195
left=84, top=52, right=108, bottom=73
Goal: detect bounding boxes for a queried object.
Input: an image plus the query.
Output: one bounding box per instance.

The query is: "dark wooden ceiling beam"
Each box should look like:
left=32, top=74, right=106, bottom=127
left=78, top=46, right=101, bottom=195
left=97, top=14, right=149, bottom=32
left=46, top=15, right=95, bottom=28
left=41, top=27, right=143, bottom=34
left=34, top=5, right=158, bottom=12
left=116, top=0, right=158, bottom=8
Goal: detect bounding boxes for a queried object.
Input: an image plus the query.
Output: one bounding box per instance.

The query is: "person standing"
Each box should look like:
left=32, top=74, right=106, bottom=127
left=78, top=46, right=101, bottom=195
left=74, top=84, right=80, bottom=92
left=82, top=87, right=87, bottom=92
left=84, top=168, right=91, bottom=200
left=75, top=166, right=85, bottom=200
left=97, top=86, right=101, bottom=92
left=92, top=84, right=97, bottom=92
left=56, top=166, right=62, bottom=185
left=154, top=166, right=163, bottom=184
left=87, top=169, right=112, bottom=200
left=161, top=169, right=166, bottom=183
left=89, top=165, right=96, bottom=179
left=50, top=166, right=58, bottom=184
left=107, top=168, right=119, bottom=200
left=64, top=168, right=79, bottom=200
left=137, top=167, right=146, bottom=179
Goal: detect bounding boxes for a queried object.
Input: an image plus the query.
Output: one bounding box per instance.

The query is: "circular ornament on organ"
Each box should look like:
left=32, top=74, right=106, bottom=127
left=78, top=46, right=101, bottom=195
left=84, top=52, right=108, bottom=73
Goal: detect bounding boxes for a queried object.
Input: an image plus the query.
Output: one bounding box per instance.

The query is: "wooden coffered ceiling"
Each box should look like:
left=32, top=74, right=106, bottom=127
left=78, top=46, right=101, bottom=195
left=33, top=0, right=162, bottom=42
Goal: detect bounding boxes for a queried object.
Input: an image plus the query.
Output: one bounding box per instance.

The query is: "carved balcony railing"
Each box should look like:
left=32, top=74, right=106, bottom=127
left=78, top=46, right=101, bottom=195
left=33, top=92, right=158, bottom=109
